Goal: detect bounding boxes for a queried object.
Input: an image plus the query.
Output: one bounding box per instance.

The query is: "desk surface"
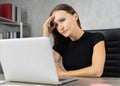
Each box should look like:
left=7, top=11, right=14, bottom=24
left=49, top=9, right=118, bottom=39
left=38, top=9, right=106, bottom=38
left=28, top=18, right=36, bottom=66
left=0, top=74, right=120, bottom=86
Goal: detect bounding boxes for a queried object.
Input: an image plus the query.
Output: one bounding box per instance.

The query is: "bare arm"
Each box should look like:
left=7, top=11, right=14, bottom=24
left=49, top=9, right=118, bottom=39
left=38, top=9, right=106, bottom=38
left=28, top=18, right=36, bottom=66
left=54, top=41, right=106, bottom=77
left=52, top=49, right=64, bottom=75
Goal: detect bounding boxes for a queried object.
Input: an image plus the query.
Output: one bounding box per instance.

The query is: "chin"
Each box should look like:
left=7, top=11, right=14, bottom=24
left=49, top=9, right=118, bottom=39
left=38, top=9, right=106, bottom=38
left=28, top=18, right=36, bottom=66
left=63, top=34, right=69, bottom=38
left=61, top=32, right=70, bottom=37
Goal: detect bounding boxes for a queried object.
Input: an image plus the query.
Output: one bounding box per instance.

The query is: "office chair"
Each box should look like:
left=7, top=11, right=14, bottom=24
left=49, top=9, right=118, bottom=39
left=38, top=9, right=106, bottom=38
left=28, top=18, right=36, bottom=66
left=87, top=28, right=120, bottom=77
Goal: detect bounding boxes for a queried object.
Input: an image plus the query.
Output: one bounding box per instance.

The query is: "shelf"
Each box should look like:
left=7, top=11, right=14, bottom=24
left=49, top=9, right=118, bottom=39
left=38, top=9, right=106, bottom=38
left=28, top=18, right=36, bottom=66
left=0, top=16, right=19, bottom=25
left=0, top=16, right=23, bottom=38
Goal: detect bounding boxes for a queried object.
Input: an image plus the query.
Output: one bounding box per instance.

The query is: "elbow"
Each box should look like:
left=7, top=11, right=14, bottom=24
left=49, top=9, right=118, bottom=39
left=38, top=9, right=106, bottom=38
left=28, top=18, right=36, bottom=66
left=95, top=72, right=103, bottom=78
left=90, top=64, right=105, bottom=78
left=91, top=66, right=104, bottom=77
left=93, top=69, right=103, bottom=78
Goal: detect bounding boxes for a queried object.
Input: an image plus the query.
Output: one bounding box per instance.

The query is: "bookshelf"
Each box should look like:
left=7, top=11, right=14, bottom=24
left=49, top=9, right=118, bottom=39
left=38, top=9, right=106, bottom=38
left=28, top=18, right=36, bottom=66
left=0, top=16, right=23, bottom=38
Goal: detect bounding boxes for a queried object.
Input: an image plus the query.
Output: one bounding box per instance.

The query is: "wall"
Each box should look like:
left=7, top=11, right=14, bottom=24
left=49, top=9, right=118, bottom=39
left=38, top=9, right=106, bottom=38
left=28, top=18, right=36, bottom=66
left=0, top=0, right=120, bottom=37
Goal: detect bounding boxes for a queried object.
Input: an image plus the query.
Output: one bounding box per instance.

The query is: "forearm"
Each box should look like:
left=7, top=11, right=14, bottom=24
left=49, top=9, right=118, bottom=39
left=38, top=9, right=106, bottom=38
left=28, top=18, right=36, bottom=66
left=63, top=65, right=103, bottom=77
left=55, top=62, right=65, bottom=76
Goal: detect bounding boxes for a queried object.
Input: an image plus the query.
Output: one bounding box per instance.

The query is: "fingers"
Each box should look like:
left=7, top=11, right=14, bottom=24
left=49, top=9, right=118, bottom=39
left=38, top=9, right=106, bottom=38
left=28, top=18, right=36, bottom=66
left=44, top=15, right=55, bottom=26
left=43, top=15, right=55, bottom=37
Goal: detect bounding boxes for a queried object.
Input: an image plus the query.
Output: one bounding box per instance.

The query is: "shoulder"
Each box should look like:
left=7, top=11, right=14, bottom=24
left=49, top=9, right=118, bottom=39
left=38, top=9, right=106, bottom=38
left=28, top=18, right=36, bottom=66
left=85, top=31, right=105, bottom=47
left=85, top=31, right=104, bottom=38
left=85, top=31, right=105, bottom=40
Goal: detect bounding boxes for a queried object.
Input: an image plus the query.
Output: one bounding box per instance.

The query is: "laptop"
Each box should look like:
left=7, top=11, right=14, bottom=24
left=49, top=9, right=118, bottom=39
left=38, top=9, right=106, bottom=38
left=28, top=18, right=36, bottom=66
left=0, top=37, right=76, bottom=85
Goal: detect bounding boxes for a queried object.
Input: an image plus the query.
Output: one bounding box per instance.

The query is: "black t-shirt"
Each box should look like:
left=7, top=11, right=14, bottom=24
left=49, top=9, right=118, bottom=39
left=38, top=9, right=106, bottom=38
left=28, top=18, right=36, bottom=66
left=53, top=31, right=105, bottom=70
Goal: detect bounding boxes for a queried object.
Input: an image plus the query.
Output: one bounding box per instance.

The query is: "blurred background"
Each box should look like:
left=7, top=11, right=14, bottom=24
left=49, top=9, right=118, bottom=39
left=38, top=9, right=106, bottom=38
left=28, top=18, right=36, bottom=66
left=0, top=0, right=120, bottom=37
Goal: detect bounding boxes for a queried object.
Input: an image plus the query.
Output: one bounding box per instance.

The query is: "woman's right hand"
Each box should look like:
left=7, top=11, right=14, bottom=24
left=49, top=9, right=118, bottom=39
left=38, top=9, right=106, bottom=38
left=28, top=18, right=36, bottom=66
left=42, top=15, right=56, bottom=37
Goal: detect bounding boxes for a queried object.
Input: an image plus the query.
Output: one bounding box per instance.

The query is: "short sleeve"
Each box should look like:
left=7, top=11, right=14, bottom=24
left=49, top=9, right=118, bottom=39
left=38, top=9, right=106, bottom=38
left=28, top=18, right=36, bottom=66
left=52, top=37, right=69, bottom=56
left=91, top=32, right=105, bottom=48
left=52, top=40, right=64, bottom=56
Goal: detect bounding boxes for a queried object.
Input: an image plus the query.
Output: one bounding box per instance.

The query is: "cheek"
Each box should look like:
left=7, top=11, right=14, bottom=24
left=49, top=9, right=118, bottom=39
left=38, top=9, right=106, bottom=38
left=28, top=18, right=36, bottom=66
left=65, top=20, right=75, bottom=30
left=64, top=20, right=73, bottom=28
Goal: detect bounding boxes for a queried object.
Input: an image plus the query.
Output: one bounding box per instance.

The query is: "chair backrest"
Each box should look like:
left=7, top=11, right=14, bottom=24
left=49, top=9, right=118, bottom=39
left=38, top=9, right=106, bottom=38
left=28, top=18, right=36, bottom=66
left=87, top=28, right=120, bottom=77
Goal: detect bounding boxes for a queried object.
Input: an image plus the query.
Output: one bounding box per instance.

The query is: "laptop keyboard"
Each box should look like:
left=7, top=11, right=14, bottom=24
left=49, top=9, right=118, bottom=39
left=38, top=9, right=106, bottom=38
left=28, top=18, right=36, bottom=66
left=59, top=78, right=67, bottom=81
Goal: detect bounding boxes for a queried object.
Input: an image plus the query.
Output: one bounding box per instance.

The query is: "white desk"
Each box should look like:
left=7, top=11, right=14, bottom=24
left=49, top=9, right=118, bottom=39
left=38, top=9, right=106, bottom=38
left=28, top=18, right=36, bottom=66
left=0, top=74, right=120, bottom=86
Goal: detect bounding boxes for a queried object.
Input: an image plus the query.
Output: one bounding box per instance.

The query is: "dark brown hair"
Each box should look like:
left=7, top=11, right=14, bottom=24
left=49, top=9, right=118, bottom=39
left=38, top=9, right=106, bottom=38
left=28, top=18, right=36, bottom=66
left=50, top=4, right=81, bottom=43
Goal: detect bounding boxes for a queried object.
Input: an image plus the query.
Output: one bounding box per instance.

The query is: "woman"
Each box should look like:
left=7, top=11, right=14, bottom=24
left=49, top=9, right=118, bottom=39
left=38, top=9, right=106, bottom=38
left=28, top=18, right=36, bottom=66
left=43, top=4, right=106, bottom=77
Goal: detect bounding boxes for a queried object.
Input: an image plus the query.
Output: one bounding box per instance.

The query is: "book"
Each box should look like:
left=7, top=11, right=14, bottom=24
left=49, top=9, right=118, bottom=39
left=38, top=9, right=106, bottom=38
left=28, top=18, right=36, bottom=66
left=16, top=32, right=20, bottom=38
left=0, top=3, right=21, bottom=22
left=12, top=4, right=17, bottom=22
left=10, top=31, right=20, bottom=38
left=0, top=32, right=3, bottom=39
left=17, top=6, right=21, bottom=23
left=12, top=5, right=22, bottom=22
left=0, top=3, right=12, bottom=20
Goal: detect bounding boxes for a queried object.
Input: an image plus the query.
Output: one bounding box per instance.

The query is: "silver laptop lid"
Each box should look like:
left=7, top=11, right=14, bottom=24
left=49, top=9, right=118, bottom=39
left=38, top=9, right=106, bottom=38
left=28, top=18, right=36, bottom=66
left=0, top=37, right=59, bottom=85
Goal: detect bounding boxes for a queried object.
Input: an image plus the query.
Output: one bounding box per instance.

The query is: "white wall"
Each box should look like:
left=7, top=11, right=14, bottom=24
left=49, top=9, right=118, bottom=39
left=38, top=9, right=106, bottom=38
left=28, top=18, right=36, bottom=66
left=0, top=0, right=120, bottom=37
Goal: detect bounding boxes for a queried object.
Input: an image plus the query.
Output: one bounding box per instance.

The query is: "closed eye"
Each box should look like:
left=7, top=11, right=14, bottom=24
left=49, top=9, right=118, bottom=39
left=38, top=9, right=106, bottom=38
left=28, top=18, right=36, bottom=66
left=59, top=18, right=65, bottom=22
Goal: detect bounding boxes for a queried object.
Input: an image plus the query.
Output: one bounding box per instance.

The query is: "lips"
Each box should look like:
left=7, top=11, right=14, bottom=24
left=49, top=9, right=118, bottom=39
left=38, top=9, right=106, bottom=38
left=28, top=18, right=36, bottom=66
left=62, top=30, right=67, bottom=34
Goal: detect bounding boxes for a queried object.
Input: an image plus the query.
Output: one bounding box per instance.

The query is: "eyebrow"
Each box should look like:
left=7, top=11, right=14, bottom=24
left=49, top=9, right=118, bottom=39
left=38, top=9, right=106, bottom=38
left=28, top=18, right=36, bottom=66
left=54, top=17, right=65, bottom=23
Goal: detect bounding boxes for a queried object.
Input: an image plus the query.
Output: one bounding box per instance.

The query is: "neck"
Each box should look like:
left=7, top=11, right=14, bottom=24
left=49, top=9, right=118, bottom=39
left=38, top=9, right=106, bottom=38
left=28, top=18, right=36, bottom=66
left=70, top=27, right=84, bottom=41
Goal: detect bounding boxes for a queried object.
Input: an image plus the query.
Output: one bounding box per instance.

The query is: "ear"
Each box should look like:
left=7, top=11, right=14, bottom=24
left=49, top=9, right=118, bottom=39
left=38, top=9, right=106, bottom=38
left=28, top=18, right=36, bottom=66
left=73, top=13, right=78, bottom=21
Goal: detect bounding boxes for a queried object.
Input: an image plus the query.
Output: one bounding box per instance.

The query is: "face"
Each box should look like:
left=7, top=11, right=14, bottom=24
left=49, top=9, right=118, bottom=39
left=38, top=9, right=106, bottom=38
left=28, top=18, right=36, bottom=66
left=52, top=10, right=78, bottom=37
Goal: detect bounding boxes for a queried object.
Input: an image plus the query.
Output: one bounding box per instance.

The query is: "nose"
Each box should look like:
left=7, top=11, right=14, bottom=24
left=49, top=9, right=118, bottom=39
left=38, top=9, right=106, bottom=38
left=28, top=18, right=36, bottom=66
left=57, top=24, right=64, bottom=31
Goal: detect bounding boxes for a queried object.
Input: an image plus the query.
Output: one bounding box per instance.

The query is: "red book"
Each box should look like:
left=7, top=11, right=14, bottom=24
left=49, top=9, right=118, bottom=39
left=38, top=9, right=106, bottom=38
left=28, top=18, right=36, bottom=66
left=0, top=3, right=12, bottom=20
